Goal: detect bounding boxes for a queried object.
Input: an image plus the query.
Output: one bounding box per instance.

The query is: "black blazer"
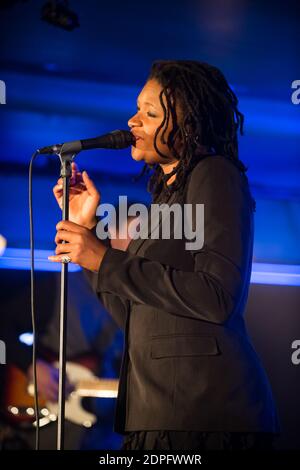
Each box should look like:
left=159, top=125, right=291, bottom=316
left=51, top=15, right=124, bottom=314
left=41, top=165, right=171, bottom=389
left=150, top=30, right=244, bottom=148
left=90, top=155, right=279, bottom=435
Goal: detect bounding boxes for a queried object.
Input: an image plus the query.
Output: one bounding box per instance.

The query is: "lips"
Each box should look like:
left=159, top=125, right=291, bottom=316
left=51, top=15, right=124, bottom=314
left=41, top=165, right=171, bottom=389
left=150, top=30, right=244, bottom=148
left=131, top=131, right=144, bottom=143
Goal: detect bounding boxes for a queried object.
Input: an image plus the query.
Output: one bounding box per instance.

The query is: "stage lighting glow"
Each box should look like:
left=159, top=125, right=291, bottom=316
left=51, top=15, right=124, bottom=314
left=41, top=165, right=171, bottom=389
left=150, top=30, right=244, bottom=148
left=251, top=262, right=300, bottom=286
left=19, top=332, right=33, bottom=346
left=0, top=248, right=299, bottom=286
left=0, top=248, right=81, bottom=272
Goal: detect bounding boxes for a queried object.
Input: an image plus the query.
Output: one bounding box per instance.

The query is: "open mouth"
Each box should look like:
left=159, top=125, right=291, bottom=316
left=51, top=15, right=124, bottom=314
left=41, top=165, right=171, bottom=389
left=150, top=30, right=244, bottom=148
left=132, top=135, right=143, bottom=146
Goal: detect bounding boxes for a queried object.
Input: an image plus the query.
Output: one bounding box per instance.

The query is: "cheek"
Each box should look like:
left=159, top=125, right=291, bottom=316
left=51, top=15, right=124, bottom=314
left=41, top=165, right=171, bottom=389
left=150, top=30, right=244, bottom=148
left=144, top=123, right=171, bottom=151
left=143, top=122, right=159, bottom=145
left=132, top=120, right=174, bottom=161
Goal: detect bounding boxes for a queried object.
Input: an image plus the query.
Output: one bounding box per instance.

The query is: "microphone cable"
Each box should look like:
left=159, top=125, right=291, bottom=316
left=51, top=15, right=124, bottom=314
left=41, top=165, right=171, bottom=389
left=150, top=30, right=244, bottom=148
left=29, top=150, right=41, bottom=450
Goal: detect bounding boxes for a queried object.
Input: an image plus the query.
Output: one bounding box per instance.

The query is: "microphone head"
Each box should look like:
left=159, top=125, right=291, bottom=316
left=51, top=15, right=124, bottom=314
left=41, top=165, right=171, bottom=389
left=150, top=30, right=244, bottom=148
left=38, top=129, right=136, bottom=155
left=105, top=130, right=136, bottom=149
left=80, top=129, right=135, bottom=151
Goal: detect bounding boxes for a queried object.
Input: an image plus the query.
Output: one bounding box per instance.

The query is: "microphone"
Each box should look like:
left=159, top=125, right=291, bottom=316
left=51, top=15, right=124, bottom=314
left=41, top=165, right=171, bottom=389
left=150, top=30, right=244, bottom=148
left=38, top=129, right=135, bottom=155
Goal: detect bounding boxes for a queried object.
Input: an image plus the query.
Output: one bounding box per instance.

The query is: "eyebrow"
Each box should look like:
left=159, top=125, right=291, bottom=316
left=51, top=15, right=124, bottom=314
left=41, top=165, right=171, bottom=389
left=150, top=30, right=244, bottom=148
left=137, top=100, right=157, bottom=108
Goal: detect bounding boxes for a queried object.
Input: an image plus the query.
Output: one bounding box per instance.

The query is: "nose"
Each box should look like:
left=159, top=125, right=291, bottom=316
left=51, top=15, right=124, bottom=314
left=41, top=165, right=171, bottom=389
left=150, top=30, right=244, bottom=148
left=128, top=112, right=142, bottom=129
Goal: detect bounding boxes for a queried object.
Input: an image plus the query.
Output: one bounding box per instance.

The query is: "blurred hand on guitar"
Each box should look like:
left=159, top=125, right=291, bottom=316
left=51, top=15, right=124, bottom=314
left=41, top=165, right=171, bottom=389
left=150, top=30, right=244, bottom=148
left=27, top=359, right=73, bottom=403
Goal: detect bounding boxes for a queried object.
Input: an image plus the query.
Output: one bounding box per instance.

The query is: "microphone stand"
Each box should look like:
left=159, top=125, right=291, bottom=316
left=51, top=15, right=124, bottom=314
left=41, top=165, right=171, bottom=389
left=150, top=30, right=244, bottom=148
left=56, top=144, right=80, bottom=450
left=36, top=133, right=132, bottom=449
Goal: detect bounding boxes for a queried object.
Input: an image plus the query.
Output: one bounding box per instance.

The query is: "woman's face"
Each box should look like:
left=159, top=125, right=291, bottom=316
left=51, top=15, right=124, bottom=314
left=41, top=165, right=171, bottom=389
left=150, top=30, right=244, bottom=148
left=128, top=79, right=180, bottom=166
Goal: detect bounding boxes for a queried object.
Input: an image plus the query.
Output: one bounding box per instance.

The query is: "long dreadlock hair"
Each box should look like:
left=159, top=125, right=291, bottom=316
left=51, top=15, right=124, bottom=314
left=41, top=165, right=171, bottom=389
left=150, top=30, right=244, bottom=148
left=134, top=60, right=249, bottom=204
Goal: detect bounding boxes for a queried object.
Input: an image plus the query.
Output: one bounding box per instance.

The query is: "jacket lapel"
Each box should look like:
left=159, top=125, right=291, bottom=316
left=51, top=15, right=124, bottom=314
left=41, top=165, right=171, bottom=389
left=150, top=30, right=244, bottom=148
left=127, top=190, right=178, bottom=255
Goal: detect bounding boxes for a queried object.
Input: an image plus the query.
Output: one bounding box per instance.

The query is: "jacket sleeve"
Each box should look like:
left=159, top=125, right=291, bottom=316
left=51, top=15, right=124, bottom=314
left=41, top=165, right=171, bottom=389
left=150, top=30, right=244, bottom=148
left=83, top=224, right=129, bottom=331
left=95, top=156, right=254, bottom=325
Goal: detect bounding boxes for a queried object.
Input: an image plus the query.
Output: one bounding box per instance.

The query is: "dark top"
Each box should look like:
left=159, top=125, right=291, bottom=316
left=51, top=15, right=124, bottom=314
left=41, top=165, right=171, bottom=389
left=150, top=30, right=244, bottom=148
left=88, top=154, right=280, bottom=435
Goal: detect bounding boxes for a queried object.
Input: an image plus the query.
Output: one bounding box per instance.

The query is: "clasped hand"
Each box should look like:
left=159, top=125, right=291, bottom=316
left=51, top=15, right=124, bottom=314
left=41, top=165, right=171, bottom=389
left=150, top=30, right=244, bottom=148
left=48, top=220, right=107, bottom=272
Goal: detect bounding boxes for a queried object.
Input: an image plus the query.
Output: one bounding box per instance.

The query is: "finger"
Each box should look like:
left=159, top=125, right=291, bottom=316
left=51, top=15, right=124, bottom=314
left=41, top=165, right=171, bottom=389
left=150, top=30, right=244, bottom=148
left=53, top=186, right=85, bottom=203
left=56, top=176, right=77, bottom=185
left=56, top=220, right=86, bottom=233
left=55, top=230, right=76, bottom=244
left=71, top=161, right=78, bottom=174
left=75, top=171, right=84, bottom=184
left=56, top=177, right=78, bottom=187
left=71, top=161, right=79, bottom=173
left=48, top=254, right=73, bottom=263
left=68, top=182, right=86, bottom=192
left=71, top=161, right=80, bottom=183
left=56, top=184, right=87, bottom=196
left=55, top=242, right=76, bottom=255
left=53, top=182, right=85, bottom=194
left=55, top=163, right=80, bottom=187
left=53, top=184, right=63, bottom=196
left=82, top=171, right=100, bottom=199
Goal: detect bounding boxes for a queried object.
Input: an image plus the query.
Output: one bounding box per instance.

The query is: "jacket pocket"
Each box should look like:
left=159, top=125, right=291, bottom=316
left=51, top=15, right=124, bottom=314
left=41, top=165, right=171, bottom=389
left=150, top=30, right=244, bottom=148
left=150, top=334, right=220, bottom=359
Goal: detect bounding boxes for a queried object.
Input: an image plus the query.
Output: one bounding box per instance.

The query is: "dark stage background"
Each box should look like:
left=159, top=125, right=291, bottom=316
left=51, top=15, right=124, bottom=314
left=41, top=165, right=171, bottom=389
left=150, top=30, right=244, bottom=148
left=0, top=0, right=299, bottom=450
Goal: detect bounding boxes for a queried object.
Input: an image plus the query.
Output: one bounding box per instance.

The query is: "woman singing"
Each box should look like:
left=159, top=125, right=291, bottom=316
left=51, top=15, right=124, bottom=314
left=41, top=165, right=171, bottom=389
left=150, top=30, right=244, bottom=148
left=50, top=60, right=279, bottom=450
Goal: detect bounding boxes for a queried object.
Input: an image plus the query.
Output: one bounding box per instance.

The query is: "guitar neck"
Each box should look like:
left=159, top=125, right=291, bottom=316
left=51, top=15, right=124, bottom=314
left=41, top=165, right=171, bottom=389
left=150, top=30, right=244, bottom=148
left=75, top=378, right=119, bottom=398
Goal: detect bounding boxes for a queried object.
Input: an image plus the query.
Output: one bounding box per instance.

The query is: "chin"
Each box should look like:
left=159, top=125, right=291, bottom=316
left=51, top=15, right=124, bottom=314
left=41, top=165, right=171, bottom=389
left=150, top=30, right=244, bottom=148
left=131, top=151, right=145, bottom=162
left=131, top=147, right=157, bottom=164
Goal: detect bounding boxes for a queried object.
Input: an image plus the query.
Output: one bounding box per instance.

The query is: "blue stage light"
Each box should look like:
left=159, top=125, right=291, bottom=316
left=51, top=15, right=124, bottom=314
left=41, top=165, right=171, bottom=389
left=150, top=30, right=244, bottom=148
left=1, top=248, right=299, bottom=285
left=0, top=247, right=81, bottom=272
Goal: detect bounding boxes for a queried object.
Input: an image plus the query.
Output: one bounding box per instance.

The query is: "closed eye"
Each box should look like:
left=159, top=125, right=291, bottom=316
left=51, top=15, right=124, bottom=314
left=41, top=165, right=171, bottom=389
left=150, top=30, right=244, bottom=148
left=137, top=106, right=157, bottom=118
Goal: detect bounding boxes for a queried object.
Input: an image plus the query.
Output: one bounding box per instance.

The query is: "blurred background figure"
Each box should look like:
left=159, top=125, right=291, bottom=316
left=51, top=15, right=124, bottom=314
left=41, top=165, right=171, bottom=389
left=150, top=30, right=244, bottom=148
left=0, top=263, right=124, bottom=450
left=0, top=199, right=139, bottom=450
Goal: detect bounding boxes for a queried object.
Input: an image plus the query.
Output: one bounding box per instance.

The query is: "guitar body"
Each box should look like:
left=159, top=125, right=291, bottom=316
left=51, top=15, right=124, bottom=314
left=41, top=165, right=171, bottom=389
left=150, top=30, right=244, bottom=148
left=2, top=364, right=46, bottom=426
left=48, top=362, right=97, bottom=427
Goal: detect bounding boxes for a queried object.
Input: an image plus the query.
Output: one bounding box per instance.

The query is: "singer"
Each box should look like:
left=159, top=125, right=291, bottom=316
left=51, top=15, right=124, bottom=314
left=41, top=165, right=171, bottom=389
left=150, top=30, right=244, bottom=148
left=49, top=60, right=279, bottom=450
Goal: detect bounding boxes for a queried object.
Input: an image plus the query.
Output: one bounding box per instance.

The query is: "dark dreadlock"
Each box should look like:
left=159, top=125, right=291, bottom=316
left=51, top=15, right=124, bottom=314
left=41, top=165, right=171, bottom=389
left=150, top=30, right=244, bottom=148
left=133, top=60, right=249, bottom=204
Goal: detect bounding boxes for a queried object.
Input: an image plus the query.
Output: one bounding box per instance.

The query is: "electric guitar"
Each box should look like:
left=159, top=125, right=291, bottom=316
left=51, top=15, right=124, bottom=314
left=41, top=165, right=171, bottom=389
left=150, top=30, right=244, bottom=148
left=2, top=362, right=119, bottom=428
